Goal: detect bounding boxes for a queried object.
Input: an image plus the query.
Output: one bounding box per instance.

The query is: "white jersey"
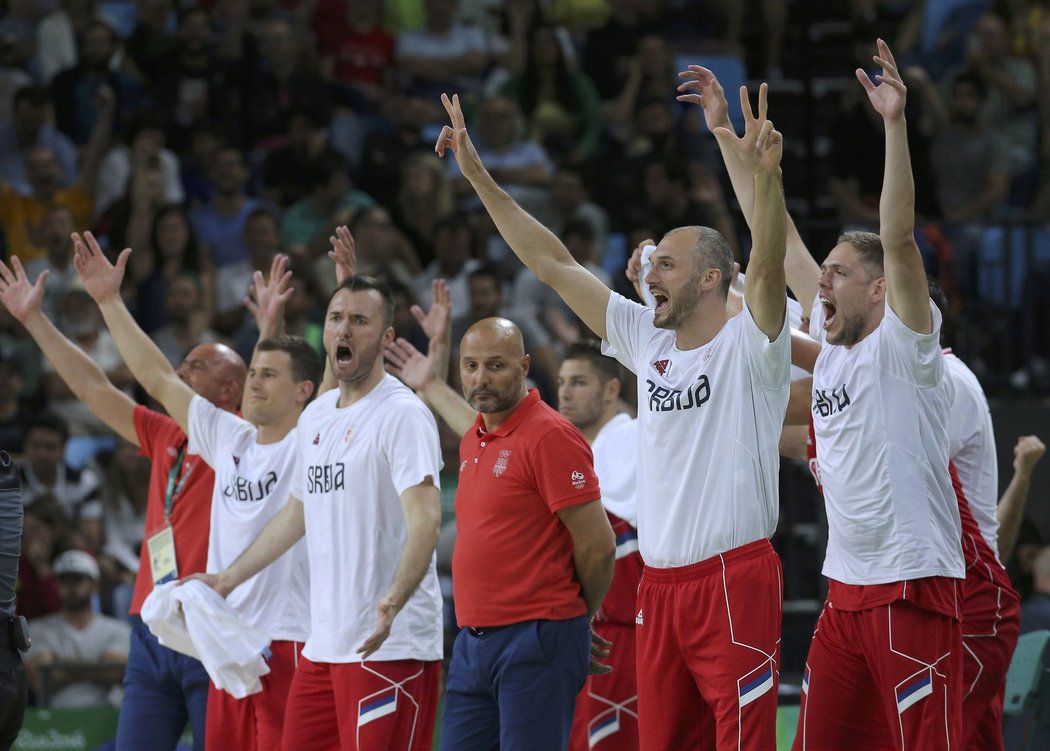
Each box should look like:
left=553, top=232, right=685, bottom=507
left=603, top=292, right=790, bottom=567
left=188, top=396, right=310, bottom=643
left=592, top=413, right=639, bottom=527
left=291, top=376, right=443, bottom=664
left=944, top=351, right=1000, bottom=559
left=812, top=301, right=964, bottom=584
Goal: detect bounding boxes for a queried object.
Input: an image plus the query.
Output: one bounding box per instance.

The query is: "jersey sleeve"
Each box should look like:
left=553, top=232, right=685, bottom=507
left=531, top=423, right=601, bottom=514
left=602, top=292, right=653, bottom=375
left=739, top=299, right=791, bottom=390
left=380, top=396, right=443, bottom=496
left=878, top=299, right=945, bottom=388
left=946, top=364, right=982, bottom=459
left=134, top=405, right=183, bottom=460
left=187, top=395, right=241, bottom=464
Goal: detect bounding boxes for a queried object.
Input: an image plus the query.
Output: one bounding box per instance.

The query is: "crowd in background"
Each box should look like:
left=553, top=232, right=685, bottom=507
left=1, top=0, right=1049, bottom=712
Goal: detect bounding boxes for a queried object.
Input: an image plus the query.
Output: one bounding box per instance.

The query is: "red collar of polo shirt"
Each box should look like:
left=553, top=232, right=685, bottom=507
left=471, top=388, right=541, bottom=438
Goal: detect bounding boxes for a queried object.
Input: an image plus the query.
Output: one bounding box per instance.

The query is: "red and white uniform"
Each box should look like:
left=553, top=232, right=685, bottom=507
left=604, top=293, right=790, bottom=751
left=796, top=300, right=965, bottom=751
left=570, top=414, right=642, bottom=751
left=283, top=377, right=444, bottom=751
left=188, top=396, right=309, bottom=750
left=943, top=353, right=1020, bottom=751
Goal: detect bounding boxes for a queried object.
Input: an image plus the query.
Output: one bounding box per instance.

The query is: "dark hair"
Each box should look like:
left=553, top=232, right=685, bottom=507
left=306, top=155, right=348, bottom=193
left=82, top=19, right=118, bottom=46
left=25, top=412, right=69, bottom=445
left=256, top=335, right=323, bottom=398
left=150, top=205, right=204, bottom=273
left=328, top=275, right=395, bottom=328
left=952, top=68, right=988, bottom=100
left=562, top=217, right=596, bottom=244
left=836, top=230, right=885, bottom=279
left=123, top=108, right=169, bottom=145
left=520, top=24, right=576, bottom=117
left=468, top=265, right=502, bottom=289
left=563, top=339, right=623, bottom=386
left=245, top=207, right=280, bottom=229
left=13, top=86, right=51, bottom=108
left=433, top=212, right=479, bottom=256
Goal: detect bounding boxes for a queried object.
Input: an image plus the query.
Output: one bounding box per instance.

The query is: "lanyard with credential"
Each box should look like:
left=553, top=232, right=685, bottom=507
left=163, top=445, right=193, bottom=520
left=149, top=444, right=192, bottom=584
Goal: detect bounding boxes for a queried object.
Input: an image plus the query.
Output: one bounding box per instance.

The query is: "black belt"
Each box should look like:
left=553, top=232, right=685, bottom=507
left=467, top=625, right=510, bottom=637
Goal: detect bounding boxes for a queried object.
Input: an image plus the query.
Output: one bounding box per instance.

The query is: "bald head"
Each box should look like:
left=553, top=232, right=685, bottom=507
left=460, top=318, right=529, bottom=417
left=461, top=317, right=525, bottom=356
left=177, top=343, right=247, bottom=412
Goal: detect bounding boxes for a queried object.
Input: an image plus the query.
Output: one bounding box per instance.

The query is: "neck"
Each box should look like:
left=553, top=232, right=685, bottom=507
left=34, top=465, right=58, bottom=487
left=480, top=391, right=527, bottom=432
left=336, top=363, right=386, bottom=408
left=213, top=193, right=245, bottom=214
left=63, top=608, right=94, bottom=630
left=254, top=411, right=299, bottom=445
left=675, top=300, right=729, bottom=350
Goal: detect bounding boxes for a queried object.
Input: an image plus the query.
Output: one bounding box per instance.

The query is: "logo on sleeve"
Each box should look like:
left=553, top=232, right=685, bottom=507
left=343, top=428, right=354, bottom=445
left=312, top=433, right=320, bottom=445
left=571, top=470, right=586, bottom=490
left=493, top=449, right=511, bottom=477
left=653, top=359, right=671, bottom=376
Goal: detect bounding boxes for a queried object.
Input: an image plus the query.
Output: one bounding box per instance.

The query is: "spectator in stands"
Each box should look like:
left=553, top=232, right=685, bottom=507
left=282, top=256, right=326, bottom=353
left=50, top=20, right=127, bottom=146
left=1022, top=545, right=1050, bottom=632
left=0, top=86, right=114, bottom=263
left=25, top=550, right=131, bottom=708
left=605, top=33, right=677, bottom=131
left=151, top=274, right=219, bottom=367
left=45, top=288, right=136, bottom=436
left=536, top=162, right=609, bottom=254
left=211, top=208, right=283, bottom=339
left=0, top=86, right=78, bottom=195
left=502, top=24, right=603, bottom=164
left=395, top=0, right=492, bottom=99
left=261, top=107, right=341, bottom=209
left=281, top=155, right=374, bottom=253
left=0, top=356, right=29, bottom=455
left=36, top=1, right=121, bottom=84
left=123, top=0, right=179, bottom=85
left=24, top=205, right=78, bottom=320
left=100, top=438, right=148, bottom=589
left=582, top=0, right=656, bottom=102
left=332, top=205, right=421, bottom=295
left=18, top=414, right=102, bottom=524
left=414, top=212, right=482, bottom=313
left=16, top=502, right=64, bottom=620
left=189, top=146, right=261, bottom=271
left=393, top=152, right=455, bottom=265
left=312, top=0, right=396, bottom=113
left=95, top=109, right=183, bottom=218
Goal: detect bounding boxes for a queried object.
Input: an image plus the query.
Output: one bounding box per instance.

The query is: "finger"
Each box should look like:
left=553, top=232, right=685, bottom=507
left=35, top=268, right=50, bottom=290
left=855, top=68, right=876, bottom=94
left=279, top=288, right=294, bottom=304
left=758, top=82, right=768, bottom=121
left=873, top=55, right=900, bottom=80
left=434, top=125, right=453, bottom=156
left=115, top=247, right=132, bottom=272
left=878, top=37, right=897, bottom=69
left=85, top=231, right=104, bottom=257
left=434, top=279, right=450, bottom=305
left=409, top=304, right=426, bottom=325
left=711, top=126, right=736, bottom=146
left=675, top=94, right=702, bottom=106
left=70, top=232, right=86, bottom=257
left=0, top=259, right=14, bottom=284
left=592, top=632, right=613, bottom=647
left=757, top=119, right=774, bottom=148
left=244, top=297, right=259, bottom=315
left=739, top=85, right=754, bottom=124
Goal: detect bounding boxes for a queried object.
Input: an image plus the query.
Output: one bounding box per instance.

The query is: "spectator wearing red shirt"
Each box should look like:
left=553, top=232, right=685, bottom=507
left=0, top=256, right=246, bottom=751
left=312, top=0, right=395, bottom=112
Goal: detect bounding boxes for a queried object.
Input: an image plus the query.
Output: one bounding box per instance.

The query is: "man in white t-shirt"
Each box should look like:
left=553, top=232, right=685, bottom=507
left=195, top=275, right=445, bottom=751
left=71, top=238, right=321, bottom=749
left=435, top=83, right=790, bottom=750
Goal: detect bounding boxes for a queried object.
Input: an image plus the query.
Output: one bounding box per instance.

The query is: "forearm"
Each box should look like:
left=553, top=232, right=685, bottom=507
left=97, top=296, right=179, bottom=400
left=749, top=170, right=787, bottom=272
left=784, top=216, right=820, bottom=311
left=219, top=498, right=305, bottom=594
left=385, top=488, right=441, bottom=611
left=573, top=544, right=614, bottom=618
left=996, top=472, right=1032, bottom=562
left=879, top=118, right=916, bottom=249
left=420, top=378, right=476, bottom=436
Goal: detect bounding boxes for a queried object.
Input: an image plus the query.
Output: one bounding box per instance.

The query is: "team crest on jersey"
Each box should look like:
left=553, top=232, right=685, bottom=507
left=343, top=428, right=354, bottom=445
left=312, top=433, right=320, bottom=445
left=493, top=449, right=512, bottom=477
left=232, top=455, right=240, bottom=467
left=571, top=470, right=586, bottom=489
left=653, top=358, right=671, bottom=376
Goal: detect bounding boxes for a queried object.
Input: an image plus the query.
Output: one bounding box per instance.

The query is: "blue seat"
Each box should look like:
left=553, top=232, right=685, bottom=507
left=1004, top=630, right=1050, bottom=751
left=674, top=54, right=747, bottom=134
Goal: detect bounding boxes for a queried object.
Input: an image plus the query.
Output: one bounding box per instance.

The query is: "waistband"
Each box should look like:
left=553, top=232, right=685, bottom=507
left=642, top=538, right=775, bottom=583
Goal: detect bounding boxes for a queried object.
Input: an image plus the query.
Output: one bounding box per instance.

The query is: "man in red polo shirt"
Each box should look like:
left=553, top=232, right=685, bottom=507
left=0, top=254, right=245, bottom=751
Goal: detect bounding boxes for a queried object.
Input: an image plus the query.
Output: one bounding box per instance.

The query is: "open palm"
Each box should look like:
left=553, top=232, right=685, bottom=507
left=677, top=64, right=732, bottom=134
left=857, top=38, right=906, bottom=121
left=435, top=93, right=486, bottom=182
left=72, top=231, right=129, bottom=304
left=0, top=257, right=46, bottom=323
left=412, top=279, right=451, bottom=342
left=712, top=83, right=781, bottom=174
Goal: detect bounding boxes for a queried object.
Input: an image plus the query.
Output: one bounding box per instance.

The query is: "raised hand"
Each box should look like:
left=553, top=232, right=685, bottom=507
left=856, top=38, right=906, bottom=122
left=1014, top=435, right=1046, bottom=476
left=412, top=279, right=451, bottom=343
left=711, top=84, right=782, bottom=175
left=625, top=238, right=654, bottom=302
left=676, top=64, right=733, bottom=134
left=328, top=225, right=356, bottom=285
left=0, top=256, right=47, bottom=323
left=385, top=337, right=438, bottom=392
left=435, top=93, right=486, bottom=181
left=71, top=231, right=129, bottom=304
left=245, top=254, right=293, bottom=335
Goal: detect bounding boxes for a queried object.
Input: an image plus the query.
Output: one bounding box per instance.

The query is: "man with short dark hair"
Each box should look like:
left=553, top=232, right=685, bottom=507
left=0, top=86, right=78, bottom=194
left=18, top=412, right=101, bottom=524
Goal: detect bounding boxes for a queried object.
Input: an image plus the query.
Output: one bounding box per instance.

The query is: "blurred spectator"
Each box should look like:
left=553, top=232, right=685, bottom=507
left=45, top=288, right=136, bottom=436
left=535, top=163, right=609, bottom=255
left=605, top=33, right=676, bottom=131
left=16, top=502, right=64, bottom=620
left=18, top=413, right=101, bottom=522
left=388, top=277, right=429, bottom=352
left=0, top=85, right=114, bottom=263
left=930, top=69, right=1010, bottom=224
left=151, top=274, right=219, bottom=367
left=0, top=356, right=29, bottom=455
left=241, top=17, right=330, bottom=150
left=582, top=0, right=655, bottom=102
left=100, top=439, right=148, bottom=578
left=50, top=20, right=128, bottom=146
left=392, top=152, right=455, bottom=265
left=331, top=205, right=420, bottom=295
left=394, top=0, right=493, bottom=99
left=189, top=146, right=261, bottom=270
left=501, top=24, right=603, bottom=163
left=123, top=0, right=179, bottom=85
left=25, top=550, right=131, bottom=708
left=1022, top=544, right=1050, bottom=631
left=313, top=0, right=395, bottom=112
left=213, top=207, right=282, bottom=336
left=24, top=205, right=78, bottom=320
left=36, top=1, right=122, bottom=84
left=261, top=106, right=341, bottom=208
left=280, top=155, right=374, bottom=253
left=414, top=212, right=482, bottom=313
left=94, top=109, right=183, bottom=218
left=0, top=86, right=78, bottom=195
left=130, top=205, right=216, bottom=334
left=179, top=121, right=222, bottom=205
left=447, top=96, right=553, bottom=214
left=282, top=257, right=325, bottom=353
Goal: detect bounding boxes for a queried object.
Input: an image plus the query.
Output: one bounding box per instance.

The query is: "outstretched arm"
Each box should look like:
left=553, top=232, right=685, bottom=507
left=997, top=435, right=1046, bottom=562
left=678, top=66, right=820, bottom=311
left=0, top=257, right=138, bottom=444
left=72, top=232, right=194, bottom=432
left=858, top=38, right=931, bottom=333
left=435, top=93, right=611, bottom=339
left=710, top=86, right=787, bottom=340
left=386, top=337, right=476, bottom=436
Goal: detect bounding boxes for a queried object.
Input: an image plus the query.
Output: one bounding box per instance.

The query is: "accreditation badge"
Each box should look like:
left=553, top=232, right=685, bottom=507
left=147, top=522, right=179, bottom=584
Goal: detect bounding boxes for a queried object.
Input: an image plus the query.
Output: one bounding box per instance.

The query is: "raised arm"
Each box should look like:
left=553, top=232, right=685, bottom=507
left=0, top=257, right=138, bottom=444
left=678, top=66, right=820, bottom=311
left=71, top=232, right=193, bottom=431
left=997, top=434, right=1046, bottom=562
left=244, top=254, right=293, bottom=344
left=435, top=93, right=611, bottom=340
left=357, top=479, right=441, bottom=658
left=710, top=86, right=787, bottom=340
left=385, top=337, right=476, bottom=436
left=315, top=226, right=359, bottom=398
left=858, top=38, right=931, bottom=333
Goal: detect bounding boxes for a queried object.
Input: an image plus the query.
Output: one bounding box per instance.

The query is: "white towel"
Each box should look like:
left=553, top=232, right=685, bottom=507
left=141, top=580, right=271, bottom=698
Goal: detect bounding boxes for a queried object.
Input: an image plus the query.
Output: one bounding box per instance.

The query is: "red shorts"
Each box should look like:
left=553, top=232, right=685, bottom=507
left=205, top=639, right=302, bottom=750
left=279, top=657, right=440, bottom=751
left=793, top=599, right=963, bottom=751
left=569, top=621, right=638, bottom=751
left=635, top=539, right=782, bottom=751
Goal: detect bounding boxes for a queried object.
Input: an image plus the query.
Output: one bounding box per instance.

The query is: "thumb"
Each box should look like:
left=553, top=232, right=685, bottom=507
left=409, top=304, right=426, bottom=325
left=711, top=126, right=735, bottom=146
left=115, top=247, right=132, bottom=272
left=35, top=268, right=51, bottom=290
